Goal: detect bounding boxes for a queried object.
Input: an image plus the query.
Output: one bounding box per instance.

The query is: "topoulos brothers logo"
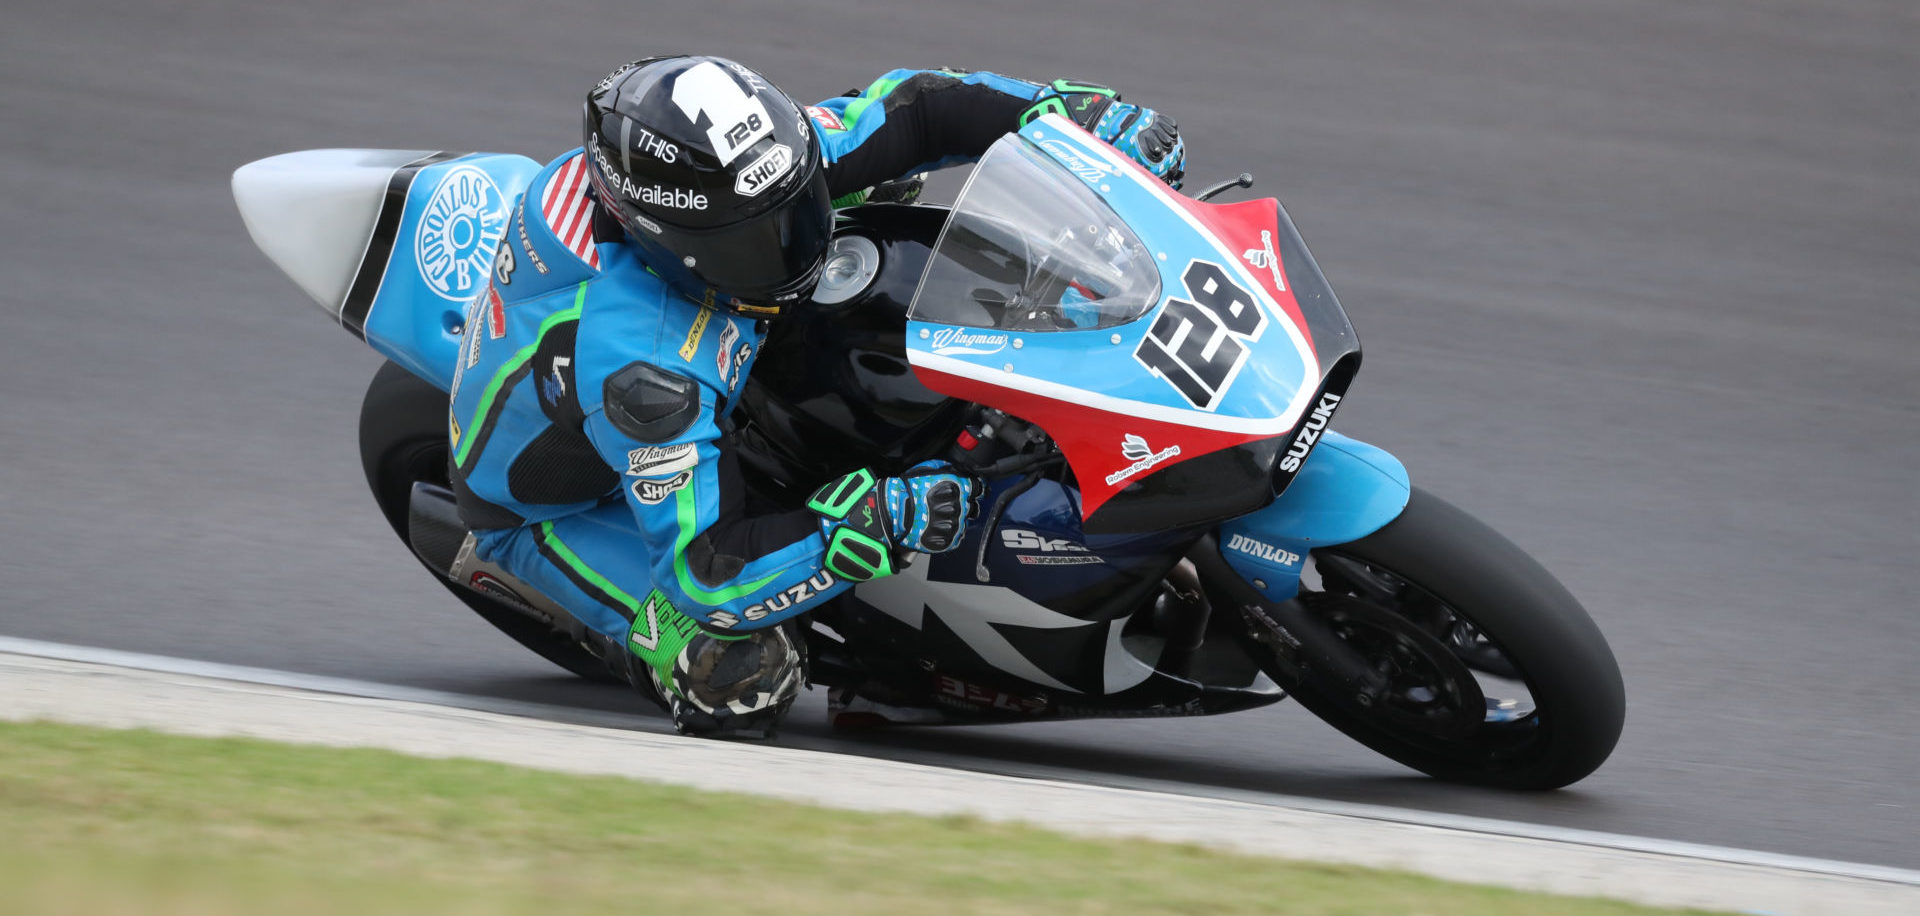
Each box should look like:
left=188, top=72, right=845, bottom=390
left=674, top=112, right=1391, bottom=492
left=929, top=326, right=1009, bottom=356
left=415, top=165, right=508, bottom=302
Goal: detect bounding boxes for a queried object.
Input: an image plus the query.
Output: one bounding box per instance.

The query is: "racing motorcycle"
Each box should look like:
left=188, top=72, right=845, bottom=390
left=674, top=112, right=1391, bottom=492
left=232, top=115, right=1624, bottom=789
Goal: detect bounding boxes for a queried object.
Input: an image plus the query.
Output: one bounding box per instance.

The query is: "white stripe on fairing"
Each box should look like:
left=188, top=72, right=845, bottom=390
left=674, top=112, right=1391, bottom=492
left=910, top=349, right=1316, bottom=437
left=1027, top=115, right=1320, bottom=385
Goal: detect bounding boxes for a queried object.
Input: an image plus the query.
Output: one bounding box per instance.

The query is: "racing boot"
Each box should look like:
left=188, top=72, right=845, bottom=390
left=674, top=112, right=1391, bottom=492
left=622, top=591, right=802, bottom=739
left=664, top=627, right=803, bottom=738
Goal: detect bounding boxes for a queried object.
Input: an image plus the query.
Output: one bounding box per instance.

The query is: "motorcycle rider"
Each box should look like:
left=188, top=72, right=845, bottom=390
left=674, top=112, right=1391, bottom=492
left=447, top=55, right=1185, bottom=737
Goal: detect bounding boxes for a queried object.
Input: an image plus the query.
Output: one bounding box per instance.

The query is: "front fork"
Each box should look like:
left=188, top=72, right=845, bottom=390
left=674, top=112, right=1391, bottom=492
left=1203, top=431, right=1413, bottom=696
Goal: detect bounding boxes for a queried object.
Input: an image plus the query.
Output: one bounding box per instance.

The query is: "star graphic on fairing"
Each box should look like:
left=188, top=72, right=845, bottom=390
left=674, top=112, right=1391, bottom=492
left=852, top=555, right=1158, bottom=694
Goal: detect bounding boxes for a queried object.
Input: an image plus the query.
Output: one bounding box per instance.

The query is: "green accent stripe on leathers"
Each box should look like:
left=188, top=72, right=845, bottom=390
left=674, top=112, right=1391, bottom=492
left=453, top=284, right=588, bottom=469
left=535, top=521, right=640, bottom=616
left=837, top=75, right=908, bottom=134
left=671, top=477, right=783, bottom=606
left=534, top=522, right=706, bottom=694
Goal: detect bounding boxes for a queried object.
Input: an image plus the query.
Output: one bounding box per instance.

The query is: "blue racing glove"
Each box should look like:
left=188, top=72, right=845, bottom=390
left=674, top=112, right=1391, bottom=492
left=808, top=461, right=980, bottom=581
left=1094, top=102, right=1184, bottom=189
left=1020, top=79, right=1186, bottom=189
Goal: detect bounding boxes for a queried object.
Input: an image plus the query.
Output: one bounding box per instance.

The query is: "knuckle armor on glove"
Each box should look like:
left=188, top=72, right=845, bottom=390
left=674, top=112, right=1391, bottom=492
left=807, top=462, right=979, bottom=581
left=1098, top=105, right=1184, bottom=189
left=1019, top=79, right=1186, bottom=189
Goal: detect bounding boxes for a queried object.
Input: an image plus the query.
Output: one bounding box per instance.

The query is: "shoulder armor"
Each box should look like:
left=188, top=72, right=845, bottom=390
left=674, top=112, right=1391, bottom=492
left=604, top=361, right=701, bottom=443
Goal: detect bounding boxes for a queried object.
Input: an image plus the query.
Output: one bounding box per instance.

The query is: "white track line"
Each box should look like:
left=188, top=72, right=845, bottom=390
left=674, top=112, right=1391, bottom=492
left=3, top=635, right=1916, bottom=913
left=0, top=635, right=661, bottom=732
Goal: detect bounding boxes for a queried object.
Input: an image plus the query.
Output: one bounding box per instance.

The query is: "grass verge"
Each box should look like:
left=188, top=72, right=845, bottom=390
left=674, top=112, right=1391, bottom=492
left=0, top=720, right=1716, bottom=915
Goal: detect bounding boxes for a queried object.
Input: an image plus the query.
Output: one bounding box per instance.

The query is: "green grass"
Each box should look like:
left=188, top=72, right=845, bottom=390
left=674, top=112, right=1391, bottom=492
left=0, top=720, right=1718, bottom=915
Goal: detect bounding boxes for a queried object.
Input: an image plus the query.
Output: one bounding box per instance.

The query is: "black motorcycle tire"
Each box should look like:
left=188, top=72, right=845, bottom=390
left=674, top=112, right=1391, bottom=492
left=357, top=360, right=621, bottom=684
left=1282, top=486, right=1625, bottom=790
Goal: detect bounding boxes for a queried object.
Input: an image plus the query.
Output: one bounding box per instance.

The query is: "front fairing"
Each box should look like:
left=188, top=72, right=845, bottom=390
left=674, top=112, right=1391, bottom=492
left=905, top=117, right=1360, bottom=532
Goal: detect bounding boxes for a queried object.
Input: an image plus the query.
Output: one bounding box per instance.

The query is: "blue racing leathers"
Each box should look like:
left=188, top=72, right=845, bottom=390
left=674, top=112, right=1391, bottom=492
left=449, top=69, right=1060, bottom=646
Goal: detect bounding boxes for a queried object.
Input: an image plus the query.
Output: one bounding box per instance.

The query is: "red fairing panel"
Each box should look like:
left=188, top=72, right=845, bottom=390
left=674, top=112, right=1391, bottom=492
left=912, top=364, right=1274, bottom=518
left=1172, top=195, right=1315, bottom=361
left=910, top=194, right=1337, bottom=520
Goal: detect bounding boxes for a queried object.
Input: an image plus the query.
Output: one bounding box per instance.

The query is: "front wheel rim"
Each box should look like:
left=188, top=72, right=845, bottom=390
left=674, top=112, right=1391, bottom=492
left=1300, top=550, right=1549, bottom=761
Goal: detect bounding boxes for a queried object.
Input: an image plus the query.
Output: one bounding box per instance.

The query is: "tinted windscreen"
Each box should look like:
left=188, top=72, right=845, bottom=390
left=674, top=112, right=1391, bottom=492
left=910, top=135, right=1161, bottom=332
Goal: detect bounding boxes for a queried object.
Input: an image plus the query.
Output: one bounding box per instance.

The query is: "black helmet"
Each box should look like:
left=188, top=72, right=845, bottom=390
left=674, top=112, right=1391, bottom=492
left=584, top=56, right=832, bottom=318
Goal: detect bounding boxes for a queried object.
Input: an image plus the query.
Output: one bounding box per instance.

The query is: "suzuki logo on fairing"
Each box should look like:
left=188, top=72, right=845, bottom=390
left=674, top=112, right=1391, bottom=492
left=1225, top=533, right=1301, bottom=567
left=1278, top=392, right=1342, bottom=472
left=1106, top=434, right=1181, bottom=486
left=929, top=327, right=1009, bottom=356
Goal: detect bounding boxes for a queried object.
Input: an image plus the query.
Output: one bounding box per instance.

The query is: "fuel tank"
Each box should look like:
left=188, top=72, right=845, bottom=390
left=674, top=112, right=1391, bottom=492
left=732, top=204, right=967, bottom=494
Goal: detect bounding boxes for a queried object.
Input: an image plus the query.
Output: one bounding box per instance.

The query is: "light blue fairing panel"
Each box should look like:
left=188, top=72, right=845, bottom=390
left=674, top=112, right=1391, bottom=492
left=362, top=153, right=542, bottom=391
left=1215, top=431, right=1410, bottom=601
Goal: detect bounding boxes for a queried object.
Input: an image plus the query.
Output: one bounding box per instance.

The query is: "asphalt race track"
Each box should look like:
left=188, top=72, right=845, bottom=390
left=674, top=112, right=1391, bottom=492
left=3, top=0, right=1914, bottom=870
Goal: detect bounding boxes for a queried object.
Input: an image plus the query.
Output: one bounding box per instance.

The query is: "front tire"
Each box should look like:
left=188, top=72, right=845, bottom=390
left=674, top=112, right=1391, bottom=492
left=1278, top=487, right=1624, bottom=789
left=358, top=361, right=620, bottom=683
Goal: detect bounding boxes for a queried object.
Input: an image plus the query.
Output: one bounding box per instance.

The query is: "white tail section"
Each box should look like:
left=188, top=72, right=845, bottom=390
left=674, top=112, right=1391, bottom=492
left=231, top=149, right=435, bottom=316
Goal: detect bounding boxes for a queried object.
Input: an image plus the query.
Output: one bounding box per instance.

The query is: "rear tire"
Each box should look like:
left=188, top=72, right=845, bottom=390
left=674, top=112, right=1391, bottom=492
left=358, top=361, right=620, bottom=683
left=1277, top=487, right=1624, bottom=789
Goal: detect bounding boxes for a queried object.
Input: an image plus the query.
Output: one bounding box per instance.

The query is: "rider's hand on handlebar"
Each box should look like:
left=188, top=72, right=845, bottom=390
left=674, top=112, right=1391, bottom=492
left=808, top=462, right=981, bottom=581
left=1020, top=80, right=1185, bottom=189
left=1094, top=102, right=1185, bottom=190
left=888, top=461, right=980, bottom=553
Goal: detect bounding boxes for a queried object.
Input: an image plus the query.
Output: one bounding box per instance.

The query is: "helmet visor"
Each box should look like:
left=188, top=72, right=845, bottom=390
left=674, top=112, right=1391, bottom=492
left=647, top=167, right=834, bottom=303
